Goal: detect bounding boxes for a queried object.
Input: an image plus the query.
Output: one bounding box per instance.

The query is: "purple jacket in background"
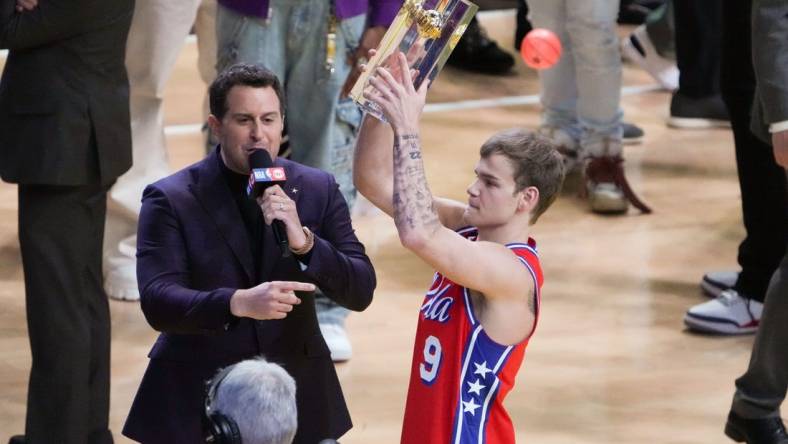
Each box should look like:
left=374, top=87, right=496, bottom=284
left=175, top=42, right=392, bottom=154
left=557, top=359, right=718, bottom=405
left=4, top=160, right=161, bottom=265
left=218, top=0, right=402, bottom=27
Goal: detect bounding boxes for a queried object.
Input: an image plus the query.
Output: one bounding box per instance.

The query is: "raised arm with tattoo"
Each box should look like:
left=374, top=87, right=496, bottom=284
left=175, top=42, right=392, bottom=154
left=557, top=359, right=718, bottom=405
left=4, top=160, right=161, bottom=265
left=363, top=51, right=438, bottom=247
left=355, top=52, right=551, bottom=334
left=391, top=132, right=441, bottom=244
left=354, top=54, right=467, bottom=230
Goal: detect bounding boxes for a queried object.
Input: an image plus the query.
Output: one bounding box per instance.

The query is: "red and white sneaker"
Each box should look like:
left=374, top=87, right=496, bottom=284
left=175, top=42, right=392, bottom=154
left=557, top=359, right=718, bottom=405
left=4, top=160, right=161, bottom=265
left=684, top=289, right=762, bottom=334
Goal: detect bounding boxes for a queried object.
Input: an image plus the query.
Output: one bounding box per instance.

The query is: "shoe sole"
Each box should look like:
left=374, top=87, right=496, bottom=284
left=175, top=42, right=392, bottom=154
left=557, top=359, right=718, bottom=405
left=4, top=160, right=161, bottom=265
left=108, top=293, right=140, bottom=302
left=667, top=117, right=731, bottom=129
left=683, top=314, right=758, bottom=335
left=589, top=194, right=628, bottom=214
left=724, top=421, right=746, bottom=442
left=622, top=135, right=643, bottom=145
left=331, top=351, right=352, bottom=363
left=105, top=281, right=140, bottom=302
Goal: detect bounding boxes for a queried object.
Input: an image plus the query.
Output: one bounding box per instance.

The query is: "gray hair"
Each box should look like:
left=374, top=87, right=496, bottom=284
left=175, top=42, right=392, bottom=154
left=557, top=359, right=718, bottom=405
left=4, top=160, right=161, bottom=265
left=212, top=357, right=298, bottom=444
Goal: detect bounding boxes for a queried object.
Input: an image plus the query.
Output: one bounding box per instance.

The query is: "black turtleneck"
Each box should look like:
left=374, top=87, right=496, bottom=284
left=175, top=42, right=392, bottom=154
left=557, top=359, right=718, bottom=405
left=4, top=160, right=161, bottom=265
left=220, top=159, right=264, bottom=281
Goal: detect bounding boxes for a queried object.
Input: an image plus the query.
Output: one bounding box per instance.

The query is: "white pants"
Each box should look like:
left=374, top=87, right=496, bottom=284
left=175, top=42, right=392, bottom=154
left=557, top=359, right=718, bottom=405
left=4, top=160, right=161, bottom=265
left=105, top=0, right=217, bottom=283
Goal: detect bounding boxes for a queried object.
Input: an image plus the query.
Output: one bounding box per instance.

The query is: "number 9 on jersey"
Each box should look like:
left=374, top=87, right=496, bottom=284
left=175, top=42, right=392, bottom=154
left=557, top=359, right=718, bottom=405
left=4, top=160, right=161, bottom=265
left=419, top=335, right=442, bottom=384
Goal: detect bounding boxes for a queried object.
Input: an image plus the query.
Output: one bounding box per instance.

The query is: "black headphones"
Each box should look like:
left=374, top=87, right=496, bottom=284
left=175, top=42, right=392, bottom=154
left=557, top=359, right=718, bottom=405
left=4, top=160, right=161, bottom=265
left=204, top=365, right=243, bottom=444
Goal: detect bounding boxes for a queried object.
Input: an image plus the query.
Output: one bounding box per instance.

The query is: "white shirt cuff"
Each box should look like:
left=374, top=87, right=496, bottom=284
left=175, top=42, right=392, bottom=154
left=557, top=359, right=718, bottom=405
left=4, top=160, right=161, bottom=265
left=770, top=120, right=788, bottom=133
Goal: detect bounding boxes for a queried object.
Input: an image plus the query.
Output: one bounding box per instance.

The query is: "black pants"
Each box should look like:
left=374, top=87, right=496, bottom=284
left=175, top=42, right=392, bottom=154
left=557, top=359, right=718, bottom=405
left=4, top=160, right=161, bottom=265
left=18, top=182, right=114, bottom=444
left=674, top=0, right=722, bottom=98
left=720, top=0, right=788, bottom=302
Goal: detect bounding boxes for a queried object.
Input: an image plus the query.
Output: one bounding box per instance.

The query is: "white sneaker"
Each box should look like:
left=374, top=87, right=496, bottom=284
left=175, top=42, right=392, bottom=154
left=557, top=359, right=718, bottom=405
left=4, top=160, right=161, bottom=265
left=104, top=235, right=140, bottom=301
left=621, top=25, right=679, bottom=91
left=700, top=270, right=739, bottom=298
left=319, top=323, right=352, bottom=362
left=588, top=182, right=628, bottom=214
left=684, top=289, right=762, bottom=334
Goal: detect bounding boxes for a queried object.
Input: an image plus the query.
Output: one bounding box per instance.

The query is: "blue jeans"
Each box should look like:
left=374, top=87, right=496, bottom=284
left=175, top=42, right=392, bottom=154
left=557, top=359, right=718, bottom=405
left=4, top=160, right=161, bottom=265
left=529, top=0, right=623, bottom=156
left=217, top=0, right=365, bottom=323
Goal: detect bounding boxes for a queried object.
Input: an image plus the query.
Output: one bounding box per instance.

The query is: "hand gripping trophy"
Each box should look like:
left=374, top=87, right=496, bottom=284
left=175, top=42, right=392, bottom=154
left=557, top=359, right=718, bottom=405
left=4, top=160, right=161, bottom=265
left=349, top=0, right=478, bottom=121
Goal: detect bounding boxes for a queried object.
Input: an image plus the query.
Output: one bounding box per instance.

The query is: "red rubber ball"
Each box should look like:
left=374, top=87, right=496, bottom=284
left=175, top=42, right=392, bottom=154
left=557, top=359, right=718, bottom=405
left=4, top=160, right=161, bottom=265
left=520, top=28, right=562, bottom=70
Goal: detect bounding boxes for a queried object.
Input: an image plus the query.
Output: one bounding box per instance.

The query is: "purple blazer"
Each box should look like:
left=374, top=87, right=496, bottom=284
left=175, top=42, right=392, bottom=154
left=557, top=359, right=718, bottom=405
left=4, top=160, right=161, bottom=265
left=218, top=0, right=402, bottom=27
left=123, top=148, right=376, bottom=444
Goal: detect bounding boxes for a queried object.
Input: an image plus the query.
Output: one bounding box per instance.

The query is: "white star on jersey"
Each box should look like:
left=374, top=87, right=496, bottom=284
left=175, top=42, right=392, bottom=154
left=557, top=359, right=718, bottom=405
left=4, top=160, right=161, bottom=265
left=474, top=361, right=492, bottom=378
left=462, top=398, right=481, bottom=415
left=467, top=378, right=486, bottom=396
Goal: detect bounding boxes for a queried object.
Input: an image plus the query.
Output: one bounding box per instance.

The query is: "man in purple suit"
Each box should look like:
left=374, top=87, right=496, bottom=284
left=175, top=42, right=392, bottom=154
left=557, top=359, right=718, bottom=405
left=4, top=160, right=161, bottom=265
left=122, top=64, right=376, bottom=444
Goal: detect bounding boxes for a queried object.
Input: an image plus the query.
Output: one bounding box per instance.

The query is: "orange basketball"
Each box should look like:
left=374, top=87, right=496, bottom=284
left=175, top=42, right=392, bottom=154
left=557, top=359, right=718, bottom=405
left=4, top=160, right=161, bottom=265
left=520, top=28, right=562, bottom=70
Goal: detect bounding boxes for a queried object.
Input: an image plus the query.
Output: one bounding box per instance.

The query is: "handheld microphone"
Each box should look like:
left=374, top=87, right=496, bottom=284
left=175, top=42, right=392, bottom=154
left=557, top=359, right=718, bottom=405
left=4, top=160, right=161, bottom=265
left=247, top=150, right=290, bottom=257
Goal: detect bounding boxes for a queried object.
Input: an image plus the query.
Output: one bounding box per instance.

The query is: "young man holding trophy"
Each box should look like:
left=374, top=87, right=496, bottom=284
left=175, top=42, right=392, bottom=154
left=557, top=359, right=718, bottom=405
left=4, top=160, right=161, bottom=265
left=352, top=9, right=566, bottom=435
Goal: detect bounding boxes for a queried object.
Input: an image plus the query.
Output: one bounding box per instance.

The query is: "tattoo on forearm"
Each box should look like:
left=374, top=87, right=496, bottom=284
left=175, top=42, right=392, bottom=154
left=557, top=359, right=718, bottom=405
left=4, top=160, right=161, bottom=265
left=392, top=133, right=440, bottom=232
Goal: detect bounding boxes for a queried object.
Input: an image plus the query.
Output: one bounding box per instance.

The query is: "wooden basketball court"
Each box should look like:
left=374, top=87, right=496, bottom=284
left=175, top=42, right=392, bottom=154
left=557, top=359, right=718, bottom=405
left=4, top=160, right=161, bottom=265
left=0, top=12, right=760, bottom=443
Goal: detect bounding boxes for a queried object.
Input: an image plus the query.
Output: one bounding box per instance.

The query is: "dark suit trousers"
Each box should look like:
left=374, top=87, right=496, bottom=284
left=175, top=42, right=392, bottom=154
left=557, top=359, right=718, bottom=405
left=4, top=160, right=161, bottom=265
left=720, top=0, right=788, bottom=302
left=732, top=222, right=788, bottom=418
left=18, top=183, right=114, bottom=444
left=674, top=0, right=722, bottom=98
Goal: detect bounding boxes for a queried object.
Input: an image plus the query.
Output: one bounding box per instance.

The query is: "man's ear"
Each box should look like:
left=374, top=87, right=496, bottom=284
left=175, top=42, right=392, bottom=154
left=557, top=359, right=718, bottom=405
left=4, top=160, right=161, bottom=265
left=207, top=114, right=222, bottom=140
left=517, top=186, right=540, bottom=213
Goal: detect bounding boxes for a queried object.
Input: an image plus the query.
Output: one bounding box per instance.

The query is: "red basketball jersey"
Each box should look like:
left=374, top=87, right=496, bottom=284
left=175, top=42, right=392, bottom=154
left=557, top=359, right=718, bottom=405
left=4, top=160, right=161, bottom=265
left=400, top=227, right=543, bottom=444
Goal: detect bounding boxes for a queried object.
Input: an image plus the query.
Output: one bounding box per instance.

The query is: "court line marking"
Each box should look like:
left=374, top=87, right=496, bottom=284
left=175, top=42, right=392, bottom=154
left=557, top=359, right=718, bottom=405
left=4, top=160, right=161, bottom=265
left=163, top=84, right=663, bottom=136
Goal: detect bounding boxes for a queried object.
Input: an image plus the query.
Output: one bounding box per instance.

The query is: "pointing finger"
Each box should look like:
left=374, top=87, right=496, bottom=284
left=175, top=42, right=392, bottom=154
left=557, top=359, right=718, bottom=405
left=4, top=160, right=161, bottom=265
left=274, top=281, right=316, bottom=293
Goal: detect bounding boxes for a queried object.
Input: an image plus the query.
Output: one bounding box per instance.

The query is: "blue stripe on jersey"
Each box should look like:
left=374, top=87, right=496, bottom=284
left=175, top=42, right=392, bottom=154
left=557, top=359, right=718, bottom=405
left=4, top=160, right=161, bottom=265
left=476, top=343, right=515, bottom=443
left=507, top=242, right=539, bottom=257
left=463, top=287, right=477, bottom=326
left=452, top=325, right=484, bottom=444
left=445, top=230, right=538, bottom=443
left=456, top=226, right=478, bottom=236
left=451, top=326, right=516, bottom=444
left=517, top=257, right=540, bottom=310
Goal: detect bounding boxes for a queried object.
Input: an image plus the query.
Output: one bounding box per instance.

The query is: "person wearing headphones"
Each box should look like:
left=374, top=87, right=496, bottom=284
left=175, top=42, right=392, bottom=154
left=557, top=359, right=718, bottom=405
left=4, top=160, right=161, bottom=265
left=204, top=358, right=297, bottom=444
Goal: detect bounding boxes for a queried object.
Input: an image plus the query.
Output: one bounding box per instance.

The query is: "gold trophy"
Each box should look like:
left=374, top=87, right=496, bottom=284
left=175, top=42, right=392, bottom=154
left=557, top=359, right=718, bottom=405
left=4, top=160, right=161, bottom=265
left=349, top=0, right=478, bottom=121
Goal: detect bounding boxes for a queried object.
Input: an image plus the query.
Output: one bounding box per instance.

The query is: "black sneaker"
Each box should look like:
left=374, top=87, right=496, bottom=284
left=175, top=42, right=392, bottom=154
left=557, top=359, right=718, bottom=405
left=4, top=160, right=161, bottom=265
left=617, top=0, right=664, bottom=25
left=447, top=16, right=515, bottom=75
left=725, top=411, right=788, bottom=444
left=514, top=0, right=533, bottom=51
left=668, top=92, right=731, bottom=129
left=622, top=122, right=644, bottom=145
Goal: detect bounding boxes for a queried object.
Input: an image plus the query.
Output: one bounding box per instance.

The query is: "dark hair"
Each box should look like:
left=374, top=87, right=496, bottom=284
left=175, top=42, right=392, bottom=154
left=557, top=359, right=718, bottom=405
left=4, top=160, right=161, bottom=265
left=479, top=129, right=565, bottom=224
left=209, top=63, right=286, bottom=120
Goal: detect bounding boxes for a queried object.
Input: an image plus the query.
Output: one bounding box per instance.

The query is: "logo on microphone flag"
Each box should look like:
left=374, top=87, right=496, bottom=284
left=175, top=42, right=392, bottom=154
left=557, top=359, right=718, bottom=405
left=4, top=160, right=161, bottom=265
left=247, top=167, right=287, bottom=197
left=252, top=167, right=286, bottom=182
